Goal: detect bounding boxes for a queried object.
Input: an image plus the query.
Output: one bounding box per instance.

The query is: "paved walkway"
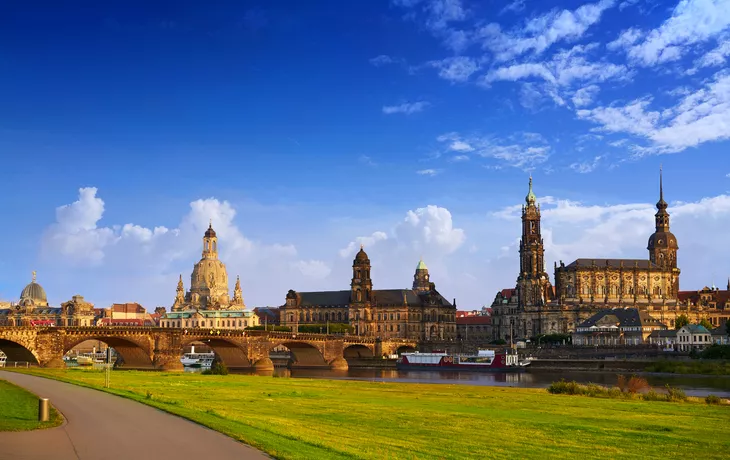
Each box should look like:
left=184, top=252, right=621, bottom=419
left=0, top=371, right=268, bottom=460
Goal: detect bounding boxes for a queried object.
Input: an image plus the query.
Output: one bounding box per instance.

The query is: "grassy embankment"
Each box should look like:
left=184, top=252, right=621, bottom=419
left=0, top=379, right=63, bottom=431
left=9, top=368, right=730, bottom=460
left=645, top=360, right=730, bottom=375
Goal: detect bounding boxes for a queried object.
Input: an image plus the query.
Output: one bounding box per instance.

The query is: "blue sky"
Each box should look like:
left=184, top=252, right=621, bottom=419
left=1, top=0, right=729, bottom=310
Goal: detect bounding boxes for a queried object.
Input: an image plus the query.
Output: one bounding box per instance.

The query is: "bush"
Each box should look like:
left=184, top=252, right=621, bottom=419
left=698, top=345, right=730, bottom=360
left=665, top=385, right=687, bottom=402
left=617, top=375, right=650, bottom=394
left=547, top=379, right=583, bottom=395
left=641, top=390, right=665, bottom=401
left=202, top=360, right=229, bottom=375
left=705, top=394, right=722, bottom=405
left=247, top=325, right=292, bottom=332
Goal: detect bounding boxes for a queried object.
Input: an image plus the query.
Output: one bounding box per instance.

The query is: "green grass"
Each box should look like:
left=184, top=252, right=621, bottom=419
left=0, top=379, right=63, bottom=431
left=9, top=369, right=730, bottom=459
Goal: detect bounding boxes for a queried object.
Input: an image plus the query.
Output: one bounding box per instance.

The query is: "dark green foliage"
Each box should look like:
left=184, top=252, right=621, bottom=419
left=665, top=385, right=687, bottom=402
left=674, top=314, right=690, bottom=329
left=293, top=323, right=353, bottom=334
left=698, top=344, right=730, bottom=360
left=247, top=325, right=292, bottom=332
left=646, top=359, right=730, bottom=375
left=698, top=319, right=713, bottom=330
left=705, top=395, right=722, bottom=405
left=490, top=339, right=507, bottom=345
left=532, top=333, right=572, bottom=344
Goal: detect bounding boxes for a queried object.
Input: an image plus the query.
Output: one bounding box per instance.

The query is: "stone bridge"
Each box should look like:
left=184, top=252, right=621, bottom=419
left=0, top=327, right=418, bottom=371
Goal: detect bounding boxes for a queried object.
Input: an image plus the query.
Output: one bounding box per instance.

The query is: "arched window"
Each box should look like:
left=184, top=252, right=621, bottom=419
left=213, top=241, right=217, bottom=252
left=337, top=312, right=342, bottom=321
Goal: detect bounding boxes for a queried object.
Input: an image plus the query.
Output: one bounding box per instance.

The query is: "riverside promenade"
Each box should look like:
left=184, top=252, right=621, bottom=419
left=0, top=371, right=268, bottom=460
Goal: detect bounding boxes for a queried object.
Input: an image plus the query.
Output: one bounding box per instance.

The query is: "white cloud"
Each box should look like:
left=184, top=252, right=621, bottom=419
left=41, top=188, right=331, bottom=307
left=428, top=56, right=480, bottom=82
left=569, top=155, right=603, bottom=173
left=620, top=0, right=730, bottom=66
left=577, top=71, right=730, bottom=154
left=691, top=37, right=730, bottom=71
left=416, top=168, right=441, bottom=176
left=392, top=0, right=470, bottom=51
left=572, top=84, right=601, bottom=107
left=606, top=28, right=643, bottom=51
left=437, top=132, right=551, bottom=169
left=382, top=101, right=430, bottom=114
left=450, top=154, right=470, bottom=161
left=500, top=0, right=526, bottom=15
left=369, top=55, right=401, bottom=66
left=478, top=0, right=616, bottom=62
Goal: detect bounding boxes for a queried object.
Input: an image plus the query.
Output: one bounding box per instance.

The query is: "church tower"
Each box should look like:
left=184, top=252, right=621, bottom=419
left=517, top=177, right=552, bottom=308
left=648, top=167, right=679, bottom=270
left=172, top=274, right=185, bottom=311
left=351, top=245, right=373, bottom=304
left=202, top=221, right=218, bottom=260
left=413, top=259, right=431, bottom=293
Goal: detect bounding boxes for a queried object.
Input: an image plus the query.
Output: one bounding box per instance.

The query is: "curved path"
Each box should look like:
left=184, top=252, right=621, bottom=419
left=0, top=371, right=268, bottom=460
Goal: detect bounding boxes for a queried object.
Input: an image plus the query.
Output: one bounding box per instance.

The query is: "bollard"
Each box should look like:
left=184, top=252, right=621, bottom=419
left=38, top=398, right=49, bottom=422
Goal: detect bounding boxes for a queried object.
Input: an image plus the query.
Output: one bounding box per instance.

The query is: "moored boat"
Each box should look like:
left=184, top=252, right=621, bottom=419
left=0, top=350, right=6, bottom=367
left=180, top=345, right=215, bottom=368
left=396, top=349, right=526, bottom=372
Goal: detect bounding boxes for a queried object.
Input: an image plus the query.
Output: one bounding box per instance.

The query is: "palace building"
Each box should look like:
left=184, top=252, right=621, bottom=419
left=161, top=223, right=258, bottom=329
left=491, top=170, right=729, bottom=342
left=0, top=272, right=95, bottom=327
left=279, top=247, right=457, bottom=340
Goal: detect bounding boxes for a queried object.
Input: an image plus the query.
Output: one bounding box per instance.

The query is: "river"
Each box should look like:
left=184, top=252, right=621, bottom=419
left=185, top=366, right=730, bottom=398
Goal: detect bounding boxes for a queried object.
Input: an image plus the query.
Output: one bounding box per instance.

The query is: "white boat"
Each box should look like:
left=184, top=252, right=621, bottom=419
left=180, top=345, right=215, bottom=368
left=0, top=350, right=6, bottom=368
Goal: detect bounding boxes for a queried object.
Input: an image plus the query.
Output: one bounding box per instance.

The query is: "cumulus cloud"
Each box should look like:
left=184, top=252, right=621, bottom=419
left=427, top=56, right=480, bottom=82
left=41, top=188, right=331, bottom=308
left=569, top=155, right=603, bottom=173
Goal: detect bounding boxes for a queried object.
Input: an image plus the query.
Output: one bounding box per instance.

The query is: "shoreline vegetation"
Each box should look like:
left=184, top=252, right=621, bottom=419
left=0, top=379, right=63, bottom=431
left=6, top=369, right=730, bottom=459
left=645, top=360, right=730, bottom=375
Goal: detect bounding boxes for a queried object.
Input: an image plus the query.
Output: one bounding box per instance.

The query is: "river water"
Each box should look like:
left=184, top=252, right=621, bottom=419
left=185, top=367, right=730, bottom=398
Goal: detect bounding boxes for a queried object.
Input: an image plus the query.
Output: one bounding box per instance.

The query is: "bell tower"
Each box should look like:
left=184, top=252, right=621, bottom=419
left=202, top=221, right=218, bottom=260
left=351, top=245, right=373, bottom=304
left=517, top=176, right=552, bottom=308
left=648, top=166, right=679, bottom=270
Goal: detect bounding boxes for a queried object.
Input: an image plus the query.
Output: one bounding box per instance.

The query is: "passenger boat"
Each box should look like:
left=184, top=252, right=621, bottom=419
left=0, top=350, right=6, bottom=367
left=180, top=345, right=215, bottom=368
left=75, top=355, right=94, bottom=366
left=396, top=349, right=527, bottom=372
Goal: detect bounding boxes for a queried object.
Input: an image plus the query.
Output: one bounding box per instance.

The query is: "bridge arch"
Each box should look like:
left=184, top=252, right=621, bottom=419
left=64, top=336, right=154, bottom=369
left=277, top=341, right=328, bottom=368
left=396, top=345, right=417, bottom=355
left=343, top=344, right=374, bottom=359
left=181, top=337, right=251, bottom=369
left=0, top=338, right=40, bottom=364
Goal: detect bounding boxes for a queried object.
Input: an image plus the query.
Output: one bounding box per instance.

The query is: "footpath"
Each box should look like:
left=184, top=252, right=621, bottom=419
left=0, top=371, right=268, bottom=460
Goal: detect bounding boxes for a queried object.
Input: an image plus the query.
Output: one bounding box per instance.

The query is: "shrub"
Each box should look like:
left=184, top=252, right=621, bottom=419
left=547, top=379, right=581, bottom=395
left=626, top=376, right=650, bottom=394
left=202, top=359, right=229, bottom=375
left=641, top=390, right=665, bottom=402
left=666, top=385, right=687, bottom=402
left=705, top=394, right=722, bottom=405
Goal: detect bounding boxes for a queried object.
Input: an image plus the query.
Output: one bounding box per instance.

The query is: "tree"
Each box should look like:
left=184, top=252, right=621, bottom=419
left=698, top=318, right=713, bottom=330
left=674, top=314, right=689, bottom=330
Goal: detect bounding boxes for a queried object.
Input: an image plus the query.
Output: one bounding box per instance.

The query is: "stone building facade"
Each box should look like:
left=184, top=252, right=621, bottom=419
left=0, top=272, right=95, bottom=327
left=162, top=223, right=258, bottom=329
left=279, top=248, right=457, bottom=340
left=492, top=171, right=729, bottom=342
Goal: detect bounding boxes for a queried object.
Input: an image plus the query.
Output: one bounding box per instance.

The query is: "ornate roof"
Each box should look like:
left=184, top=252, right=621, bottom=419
left=20, top=272, right=47, bottom=304
left=354, top=245, right=369, bottom=263
left=525, top=176, right=536, bottom=205
left=416, top=259, right=428, bottom=271
left=204, top=223, right=217, bottom=238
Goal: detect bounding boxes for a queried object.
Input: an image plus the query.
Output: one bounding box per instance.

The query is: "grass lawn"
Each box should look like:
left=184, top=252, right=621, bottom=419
left=0, top=379, right=63, bottom=431
left=9, top=369, right=730, bottom=459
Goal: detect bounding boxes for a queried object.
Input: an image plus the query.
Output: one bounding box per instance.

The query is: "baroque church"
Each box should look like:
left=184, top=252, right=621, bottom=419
left=491, top=170, right=707, bottom=341
left=160, top=223, right=258, bottom=329
left=279, top=246, right=457, bottom=340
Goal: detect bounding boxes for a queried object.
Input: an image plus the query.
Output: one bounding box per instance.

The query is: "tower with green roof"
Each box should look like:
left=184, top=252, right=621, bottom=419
left=413, top=258, right=431, bottom=293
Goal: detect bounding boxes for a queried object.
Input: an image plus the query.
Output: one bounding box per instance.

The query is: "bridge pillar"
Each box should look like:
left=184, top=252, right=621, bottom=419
left=153, top=331, right=184, bottom=372
left=328, top=357, right=348, bottom=370
left=36, top=329, right=66, bottom=368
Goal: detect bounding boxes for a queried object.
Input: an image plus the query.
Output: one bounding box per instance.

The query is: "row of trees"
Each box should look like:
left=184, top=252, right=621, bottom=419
left=673, top=314, right=714, bottom=331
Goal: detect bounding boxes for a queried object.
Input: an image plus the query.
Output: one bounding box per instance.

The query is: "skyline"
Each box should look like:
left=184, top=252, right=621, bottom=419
left=1, top=0, right=730, bottom=309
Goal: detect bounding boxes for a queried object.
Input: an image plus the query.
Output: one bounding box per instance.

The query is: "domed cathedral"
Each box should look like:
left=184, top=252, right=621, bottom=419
left=279, top=245, right=457, bottom=341
left=0, top=272, right=95, bottom=327
left=171, top=223, right=246, bottom=312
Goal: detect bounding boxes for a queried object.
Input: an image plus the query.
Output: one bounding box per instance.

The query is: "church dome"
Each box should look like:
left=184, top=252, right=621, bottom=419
left=416, top=259, right=428, bottom=271
left=647, top=231, right=678, bottom=250
left=204, top=223, right=217, bottom=238
left=20, top=273, right=47, bottom=304
left=354, top=246, right=369, bottom=263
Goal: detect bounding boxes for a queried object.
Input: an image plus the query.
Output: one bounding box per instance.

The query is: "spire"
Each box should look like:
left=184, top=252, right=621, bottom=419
left=657, top=164, right=668, bottom=211
left=177, top=274, right=183, bottom=290
left=360, top=243, right=364, bottom=249
left=525, top=175, right=537, bottom=205
left=32, top=270, right=36, bottom=283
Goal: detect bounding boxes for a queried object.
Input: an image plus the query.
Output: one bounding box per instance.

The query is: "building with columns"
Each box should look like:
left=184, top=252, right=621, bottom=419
left=279, top=247, right=457, bottom=340
left=161, top=223, right=258, bottom=329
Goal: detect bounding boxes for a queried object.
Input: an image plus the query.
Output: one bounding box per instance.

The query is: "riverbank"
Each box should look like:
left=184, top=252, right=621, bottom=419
left=0, top=379, right=63, bottom=431
left=7, top=368, right=729, bottom=459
